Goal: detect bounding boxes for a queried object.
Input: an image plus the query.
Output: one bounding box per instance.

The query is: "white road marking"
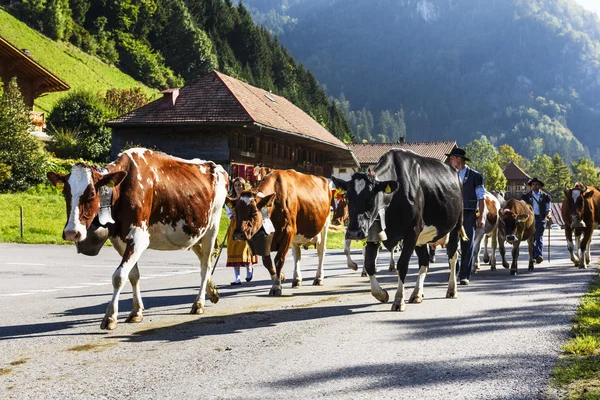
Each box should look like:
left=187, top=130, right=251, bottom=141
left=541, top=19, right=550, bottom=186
left=5, top=262, right=45, bottom=266
left=22, top=289, right=60, bottom=293
left=0, top=293, right=33, bottom=297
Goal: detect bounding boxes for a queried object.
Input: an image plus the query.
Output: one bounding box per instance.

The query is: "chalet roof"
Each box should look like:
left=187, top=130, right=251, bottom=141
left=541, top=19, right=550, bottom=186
left=503, top=161, right=530, bottom=181
left=107, top=70, right=353, bottom=154
left=0, top=36, right=69, bottom=93
left=348, top=141, right=457, bottom=164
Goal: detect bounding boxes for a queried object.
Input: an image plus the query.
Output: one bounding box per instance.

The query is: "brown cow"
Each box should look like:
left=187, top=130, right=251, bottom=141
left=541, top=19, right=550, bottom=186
left=562, top=183, right=600, bottom=268
left=497, top=198, right=535, bottom=275
left=472, top=191, right=503, bottom=273
left=331, top=188, right=349, bottom=226
left=47, top=148, right=228, bottom=330
left=230, top=170, right=331, bottom=296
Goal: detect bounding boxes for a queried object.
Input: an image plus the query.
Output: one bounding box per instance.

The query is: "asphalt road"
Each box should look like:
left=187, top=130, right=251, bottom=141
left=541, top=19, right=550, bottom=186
left=0, top=230, right=597, bottom=399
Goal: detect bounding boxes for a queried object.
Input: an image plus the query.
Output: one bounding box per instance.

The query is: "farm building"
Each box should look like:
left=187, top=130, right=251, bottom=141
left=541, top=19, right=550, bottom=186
left=107, top=70, right=358, bottom=181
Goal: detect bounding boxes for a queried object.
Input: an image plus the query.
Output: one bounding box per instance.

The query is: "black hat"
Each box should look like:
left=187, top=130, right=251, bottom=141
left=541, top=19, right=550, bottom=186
left=527, top=177, right=544, bottom=187
left=445, top=147, right=471, bottom=162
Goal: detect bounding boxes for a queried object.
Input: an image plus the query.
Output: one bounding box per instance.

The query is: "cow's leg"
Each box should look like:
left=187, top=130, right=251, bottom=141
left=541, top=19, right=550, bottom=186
left=483, top=234, right=490, bottom=264
left=565, top=227, right=579, bottom=265
left=392, top=238, right=417, bottom=311
left=270, top=231, right=294, bottom=296
left=579, top=229, right=593, bottom=269
left=189, top=238, right=219, bottom=315
left=313, top=224, right=328, bottom=286
left=291, top=243, right=302, bottom=288
left=364, top=242, right=388, bottom=303
left=489, top=229, right=498, bottom=270
left=499, top=237, right=509, bottom=269
left=575, top=231, right=584, bottom=266
left=528, top=237, right=535, bottom=272
left=101, top=227, right=150, bottom=330
left=471, top=227, right=484, bottom=273
left=344, top=239, right=359, bottom=271
left=124, top=263, right=144, bottom=323
left=385, top=240, right=397, bottom=272
left=585, top=234, right=592, bottom=266
left=409, top=245, right=429, bottom=304
left=510, top=241, right=520, bottom=275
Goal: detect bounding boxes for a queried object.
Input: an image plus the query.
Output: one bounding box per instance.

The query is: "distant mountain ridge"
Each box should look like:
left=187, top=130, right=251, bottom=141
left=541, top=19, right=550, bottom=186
left=245, top=0, right=600, bottom=163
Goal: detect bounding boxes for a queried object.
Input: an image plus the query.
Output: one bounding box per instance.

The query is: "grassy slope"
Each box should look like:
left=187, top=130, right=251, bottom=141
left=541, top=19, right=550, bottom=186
left=0, top=9, right=157, bottom=113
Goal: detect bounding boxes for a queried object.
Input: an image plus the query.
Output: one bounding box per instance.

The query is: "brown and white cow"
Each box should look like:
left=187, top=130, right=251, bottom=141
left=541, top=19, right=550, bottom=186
left=562, top=183, right=600, bottom=268
left=497, top=198, right=535, bottom=275
left=471, top=191, right=503, bottom=273
left=47, top=148, right=228, bottom=330
left=230, top=170, right=331, bottom=296
left=331, top=189, right=349, bottom=227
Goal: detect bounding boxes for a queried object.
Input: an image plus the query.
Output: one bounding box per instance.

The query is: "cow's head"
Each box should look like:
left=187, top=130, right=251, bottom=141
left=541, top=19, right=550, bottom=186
left=563, top=182, right=591, bottom=229
left=47, top=164, right=127, bottom=242
left=331, top=172, right=398, bottom=240
left=230, top=191, right=275, bottom=241
left=500, top=208, right=530, bottom=244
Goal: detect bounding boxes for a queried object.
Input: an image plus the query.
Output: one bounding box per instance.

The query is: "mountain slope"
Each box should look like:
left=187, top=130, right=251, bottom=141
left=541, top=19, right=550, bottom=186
left=0, top=9, right=156, bottom=113
left=247, top=0, right=600, bottom=163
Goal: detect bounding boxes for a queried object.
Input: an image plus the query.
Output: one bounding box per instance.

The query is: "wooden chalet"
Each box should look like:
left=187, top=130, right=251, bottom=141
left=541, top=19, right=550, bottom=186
left=502, top=161, right=530, bottom=200
left=0, top=36, right=70, bottom=131
left=107, top=70, right=358, bottom=181
left=334, top=140, right=457, bottom=180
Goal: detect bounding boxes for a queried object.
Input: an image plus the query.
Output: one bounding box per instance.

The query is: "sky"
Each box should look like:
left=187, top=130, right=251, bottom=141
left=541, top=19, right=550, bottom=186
left=574, top=0, right=600, bottom=15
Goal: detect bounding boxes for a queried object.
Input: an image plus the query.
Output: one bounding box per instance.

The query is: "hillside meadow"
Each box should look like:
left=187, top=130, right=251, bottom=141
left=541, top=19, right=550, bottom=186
left=0, top=9, right=157, bottom=113
left=0, top=186, right=356, bottom=250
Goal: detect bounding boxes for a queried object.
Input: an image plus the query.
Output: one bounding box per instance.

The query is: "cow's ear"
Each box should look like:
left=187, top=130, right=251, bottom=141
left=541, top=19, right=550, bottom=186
left=517, top=214, right=530, bottom=223
left=583, top=189, right=594, bottom=199
left=96, top=171, right=127, bottom=189
left=47, top=171, right=67, bottom=190
left=331, top=176, right=348, bottom=191
left=374, top=180, right=399, bottom=195
left=257, top=193, right=276, bottom=209
left=563, top=185, right=570, bottom=198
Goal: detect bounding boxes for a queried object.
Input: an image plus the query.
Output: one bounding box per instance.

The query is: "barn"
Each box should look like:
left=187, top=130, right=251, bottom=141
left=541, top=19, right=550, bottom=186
left=106, top=70, right=358, bottom=181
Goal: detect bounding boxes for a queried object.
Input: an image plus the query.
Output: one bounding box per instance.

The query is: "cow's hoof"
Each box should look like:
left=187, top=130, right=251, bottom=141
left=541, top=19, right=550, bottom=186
left=269, top=287, right=282, bottom=296
left=483, top=254, right=490, bottom=264
left=388, top=265, right=395, bottom=272
left=409, top=295, right=423, bottom=304
left=100, top=316, right=118, bottom=330
left=125, top=312, right=143, bottom=323
left=510, top=269, right=517, bottom=276
left=347, top=261, right=358, bottom=271
left=207, top=280, right=219, bottom=304
left=446, top=290, right=457, bottom=299
left=361, top=270, right=368, bottom=277
left=503, top=262, right=510, bottom=269
left=292, top=279, right=302, bottom=288
left=312, top=278, right=324, bottom=286
left=391, top=302, right=406, bottom=312
left=490, top=265, right=496, bottom=271
left=281, top=273, right=286, bottom=282
left=190, top=303, right=205, bottom=315
left=528, top=265, right=534, bottom=272
left=579, top=264, right=587, bottom=270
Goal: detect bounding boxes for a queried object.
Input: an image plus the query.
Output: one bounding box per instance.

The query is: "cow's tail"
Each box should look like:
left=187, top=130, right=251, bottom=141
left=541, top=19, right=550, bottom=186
left=460, top=226, right=469, bottom=242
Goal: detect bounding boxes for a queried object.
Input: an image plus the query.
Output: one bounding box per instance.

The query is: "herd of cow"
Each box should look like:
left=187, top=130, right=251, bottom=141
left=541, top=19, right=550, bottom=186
left=46, top=148, right=600, bottom=330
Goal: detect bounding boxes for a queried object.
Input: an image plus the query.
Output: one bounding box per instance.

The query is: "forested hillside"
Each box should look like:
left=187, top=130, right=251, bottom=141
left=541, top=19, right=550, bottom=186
left=245, top=0, right=600, bottom=164
left=0, top=0, right=352, bottom=142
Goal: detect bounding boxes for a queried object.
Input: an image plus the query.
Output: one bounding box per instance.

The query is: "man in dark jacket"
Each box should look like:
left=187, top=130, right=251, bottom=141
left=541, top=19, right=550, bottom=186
left=521, top=177, right=552, bottom=264
left=446, top=147, right=486, bottom=286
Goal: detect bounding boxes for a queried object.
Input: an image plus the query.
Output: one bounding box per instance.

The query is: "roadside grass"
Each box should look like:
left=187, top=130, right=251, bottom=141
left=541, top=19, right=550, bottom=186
left=0, top=187, right=361, bottom=250
left=0, top=9, right=157, bottom=113
left=551, top=268, right=600, bottom=399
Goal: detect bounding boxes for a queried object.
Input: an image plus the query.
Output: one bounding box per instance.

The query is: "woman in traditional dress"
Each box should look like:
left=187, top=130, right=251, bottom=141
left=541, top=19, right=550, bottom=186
left=225, top=177, right=258, bottom=285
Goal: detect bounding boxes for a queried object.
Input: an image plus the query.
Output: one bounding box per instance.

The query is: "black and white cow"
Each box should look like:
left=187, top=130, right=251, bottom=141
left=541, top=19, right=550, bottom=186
left=332, top=149, right=464, bottom=311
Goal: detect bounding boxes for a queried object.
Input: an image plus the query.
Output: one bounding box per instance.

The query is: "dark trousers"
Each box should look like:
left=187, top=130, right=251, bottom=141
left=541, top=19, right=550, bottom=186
left=459, top=210, right=477, bottom=280
left=533, top=215, right=546, bottom=259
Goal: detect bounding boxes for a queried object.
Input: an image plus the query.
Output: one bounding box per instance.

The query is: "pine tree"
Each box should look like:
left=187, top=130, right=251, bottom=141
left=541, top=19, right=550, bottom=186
left=546, top=153, right=571, bottom=200
left=570, top=157, right=600, bottom=187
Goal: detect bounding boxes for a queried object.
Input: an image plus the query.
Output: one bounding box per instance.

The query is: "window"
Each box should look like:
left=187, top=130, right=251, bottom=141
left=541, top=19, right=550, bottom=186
left=273, top=143, right=279, bottom=157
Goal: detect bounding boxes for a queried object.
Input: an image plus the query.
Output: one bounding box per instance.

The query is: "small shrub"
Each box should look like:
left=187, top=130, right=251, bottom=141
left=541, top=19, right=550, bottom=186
left=46, top=128, right=79, bottom=159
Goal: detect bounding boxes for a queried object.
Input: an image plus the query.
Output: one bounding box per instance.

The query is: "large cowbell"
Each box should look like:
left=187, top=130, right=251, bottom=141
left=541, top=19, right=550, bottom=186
left=75, top=219, right=109, bottom=256
left=248, top=228, right=274, bottom=257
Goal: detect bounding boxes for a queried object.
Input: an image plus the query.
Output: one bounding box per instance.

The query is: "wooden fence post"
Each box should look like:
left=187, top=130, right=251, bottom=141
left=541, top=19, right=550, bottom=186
left=20, top=205, right=24, bottom=238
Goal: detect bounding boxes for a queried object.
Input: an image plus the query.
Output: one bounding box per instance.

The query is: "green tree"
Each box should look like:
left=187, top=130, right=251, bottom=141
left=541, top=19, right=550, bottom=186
left=47, top=90, right=112, bottom=162
left=528, top=154, right=553, bottom=185
left=571, top=157, right=600, bottom=187
left=483, top=161, right=507, bottom=192
left=465, top=136, right=498, bottom=173
left=0, top=78, right=49, bottom=192
left=546, top=153, right=571, bottom=200
left=497, top=144, right=530, bottom=171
